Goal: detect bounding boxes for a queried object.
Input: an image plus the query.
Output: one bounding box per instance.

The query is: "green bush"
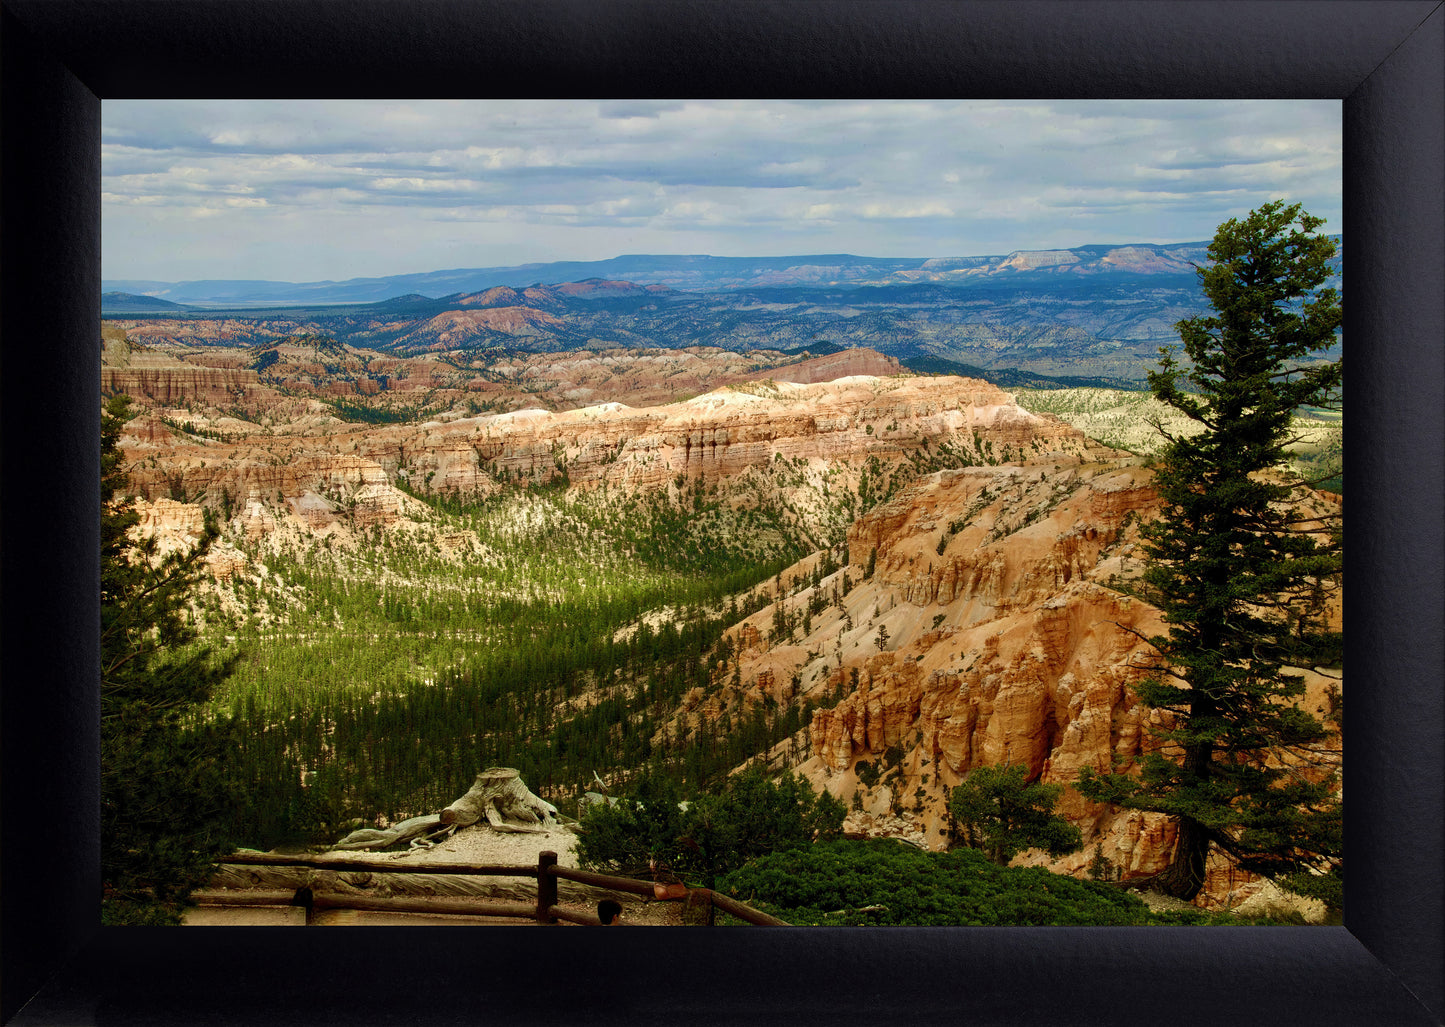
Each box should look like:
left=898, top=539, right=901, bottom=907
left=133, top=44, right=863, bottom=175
left=576, top=769, right=846, bottom=888
left=101, top=898, right=187, bottom=926
left=717, top=839, right=1152, bottom=926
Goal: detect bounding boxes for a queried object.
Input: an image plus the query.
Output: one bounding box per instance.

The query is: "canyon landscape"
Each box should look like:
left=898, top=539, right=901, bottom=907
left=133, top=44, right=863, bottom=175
left=83, top=94, right=1351, bottom=945
left=104, top=275, right=1342, bottom=917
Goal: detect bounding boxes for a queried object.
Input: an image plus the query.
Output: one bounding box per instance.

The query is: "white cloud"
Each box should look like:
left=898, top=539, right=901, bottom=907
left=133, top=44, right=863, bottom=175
left=371, top=177, right=481, bottom=193
left=862, top=202, right=957, bottom=220
left=101, top=99, right=1341, bottom=281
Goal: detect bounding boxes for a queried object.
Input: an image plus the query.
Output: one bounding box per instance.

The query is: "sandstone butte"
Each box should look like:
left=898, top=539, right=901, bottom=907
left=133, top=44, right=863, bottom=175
left=114, top=362, right=1342, bottom=913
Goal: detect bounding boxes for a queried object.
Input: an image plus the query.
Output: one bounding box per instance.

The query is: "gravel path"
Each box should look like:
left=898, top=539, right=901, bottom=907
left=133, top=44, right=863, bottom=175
left=379, top=823, right=582, bottom=868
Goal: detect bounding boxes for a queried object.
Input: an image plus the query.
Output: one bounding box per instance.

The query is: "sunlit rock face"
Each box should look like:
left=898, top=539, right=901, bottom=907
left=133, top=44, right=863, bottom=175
left=710, top=458, right=1341, bottom=911
left=112, top=367, right=1090, bottom=542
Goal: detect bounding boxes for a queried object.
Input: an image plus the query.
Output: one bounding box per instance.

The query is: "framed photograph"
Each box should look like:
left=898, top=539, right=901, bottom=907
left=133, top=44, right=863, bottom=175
left=3, top=3, right=1439, bottom=1024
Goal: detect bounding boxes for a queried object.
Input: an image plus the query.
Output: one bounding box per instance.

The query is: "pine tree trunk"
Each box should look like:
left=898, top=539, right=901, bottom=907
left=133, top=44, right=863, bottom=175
left=1155, top=681, right=1218, bottom=900
left=1156, top=816, right=1210, bottom=900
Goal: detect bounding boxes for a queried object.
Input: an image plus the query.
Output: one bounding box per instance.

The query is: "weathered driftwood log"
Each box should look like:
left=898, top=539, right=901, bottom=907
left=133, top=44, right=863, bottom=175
left=332, top=768, right=559, bottom=851
left=335, top=814, right=447, bottom=851
left=440, top=767, right=558, bottom=833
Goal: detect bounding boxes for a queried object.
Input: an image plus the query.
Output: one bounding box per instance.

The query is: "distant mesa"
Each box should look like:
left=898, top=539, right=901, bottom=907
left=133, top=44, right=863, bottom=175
left=997, top=249, right=1082, bottom=272
left=98, top=243, right=1215, bottom=308
left=453, top=279, right=671, bottom=311
left=102, top=291, right=192, bottom=313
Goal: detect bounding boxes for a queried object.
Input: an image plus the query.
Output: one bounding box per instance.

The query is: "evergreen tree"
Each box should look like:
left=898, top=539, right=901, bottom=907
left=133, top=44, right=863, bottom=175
left=576, top=769, right=845, bottom=888
left=101, top=396, right=239, bottom=924
left=573, top=772, right=690, bottom=878
left=949, top=763, right=1082, bottom=865
left=1076, top=201, right=1343, bottom=902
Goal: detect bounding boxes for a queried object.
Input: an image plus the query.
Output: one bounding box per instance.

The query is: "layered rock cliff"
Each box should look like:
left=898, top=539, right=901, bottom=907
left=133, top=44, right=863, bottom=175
left=113, top=371, right=1091, bottom=549
left=691, top=458, right=1342, bottom=910
left=101, top=344, right=278, bottom=408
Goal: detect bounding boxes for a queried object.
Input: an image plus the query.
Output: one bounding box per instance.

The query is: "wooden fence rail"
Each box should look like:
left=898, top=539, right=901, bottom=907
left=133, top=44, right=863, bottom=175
left=202, top=850, right=786, bottom=927
left=221, top=852, right=533, bottom=877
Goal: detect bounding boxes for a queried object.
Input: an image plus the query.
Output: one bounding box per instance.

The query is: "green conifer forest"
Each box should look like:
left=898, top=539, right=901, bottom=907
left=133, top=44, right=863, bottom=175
left=180, top=455, right=932, bottom=851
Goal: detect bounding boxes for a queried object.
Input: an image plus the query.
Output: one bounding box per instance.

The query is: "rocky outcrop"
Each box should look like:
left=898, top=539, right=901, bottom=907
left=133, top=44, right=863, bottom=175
left=233, top=492, right=279, bottom=540
left=765, top=348, right=902, bottom=384
left=401, top=307, right=566, bottom=348
left=707, top=457, right=1342, bottom=909
left=111, top=318, right=305, bottom=347
left=443, top=375, right=1085, bottom=493
left=127, top=497, right=247, bottom=579
left=107, top=333, right=910, bottom=416
left=114, top=372, right=1092, bottom=542
left=102, top=362, right=270, bottom=407
left=134, top=496, right=207, bottom=538
left=807, top=462, right=1162, bottom=780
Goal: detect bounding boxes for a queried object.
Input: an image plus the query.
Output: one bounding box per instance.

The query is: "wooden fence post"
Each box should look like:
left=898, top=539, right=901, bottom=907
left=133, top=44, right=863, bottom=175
left=291, top=886, right=315, bottom=926
left=682, top=888, right=716, bottom=926
left=536, top=850, right=558, bottom=924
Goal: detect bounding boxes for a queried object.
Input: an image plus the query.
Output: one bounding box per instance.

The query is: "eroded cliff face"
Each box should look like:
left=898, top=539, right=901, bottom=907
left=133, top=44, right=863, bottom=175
left=104, top=331, right=905, bottom=416
left=689, top=458, right=1342, bottom=910
left=451, top=375, right=1085, bottom=492
left=101, top=343, right=279, bottom=409
left=113, top=372, right=1090, bottom=549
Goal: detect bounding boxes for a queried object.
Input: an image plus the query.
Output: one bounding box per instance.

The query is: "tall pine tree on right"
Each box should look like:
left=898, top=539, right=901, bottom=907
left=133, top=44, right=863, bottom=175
left=1077, top=201, right=1344, bottom=908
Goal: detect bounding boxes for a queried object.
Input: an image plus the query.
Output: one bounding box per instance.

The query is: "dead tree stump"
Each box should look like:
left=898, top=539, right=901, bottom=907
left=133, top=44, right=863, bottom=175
left=440, top=767, right=559, bottom=833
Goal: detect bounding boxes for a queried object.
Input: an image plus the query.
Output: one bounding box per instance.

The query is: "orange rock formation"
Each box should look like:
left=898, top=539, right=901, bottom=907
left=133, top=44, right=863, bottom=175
left=709, top=458, right=1341, bottom=910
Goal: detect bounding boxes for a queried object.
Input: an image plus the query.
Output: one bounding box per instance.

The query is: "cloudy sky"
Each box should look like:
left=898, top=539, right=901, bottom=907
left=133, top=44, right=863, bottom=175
left=102, top=99, right=1341, bottom=284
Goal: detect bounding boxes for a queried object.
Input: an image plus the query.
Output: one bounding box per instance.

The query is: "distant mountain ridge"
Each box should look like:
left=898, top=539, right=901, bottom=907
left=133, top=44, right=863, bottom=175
left=103, top=239, right=1340, bottom=384
left=104, top=240, right=1252, bottom=308
left=101, top=291, right=195, bottom=312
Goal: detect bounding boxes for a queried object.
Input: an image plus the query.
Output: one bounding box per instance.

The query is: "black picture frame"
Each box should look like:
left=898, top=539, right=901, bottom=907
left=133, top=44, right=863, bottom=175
left=3, top=2, right=1440, bottom=1024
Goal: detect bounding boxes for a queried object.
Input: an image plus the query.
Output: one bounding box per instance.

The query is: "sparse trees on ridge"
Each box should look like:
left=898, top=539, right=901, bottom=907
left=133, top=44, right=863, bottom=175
left=1077, top=201, right=1343, bottom=905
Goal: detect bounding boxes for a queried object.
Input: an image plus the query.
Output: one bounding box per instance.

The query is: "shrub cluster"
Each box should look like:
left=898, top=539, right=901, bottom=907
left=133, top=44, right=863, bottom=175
left=576, top=770, right=846, bottom=888
left=717, top=839, right=1152, bottom=926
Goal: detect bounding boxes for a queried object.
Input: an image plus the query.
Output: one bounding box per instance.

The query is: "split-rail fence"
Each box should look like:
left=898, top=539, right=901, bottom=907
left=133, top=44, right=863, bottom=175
left=195, top=850, right=787, bottom=926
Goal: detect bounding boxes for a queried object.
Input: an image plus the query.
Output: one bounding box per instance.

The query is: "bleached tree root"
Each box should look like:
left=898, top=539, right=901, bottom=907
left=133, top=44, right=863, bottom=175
left=336, top=814, right=444, bottom=851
